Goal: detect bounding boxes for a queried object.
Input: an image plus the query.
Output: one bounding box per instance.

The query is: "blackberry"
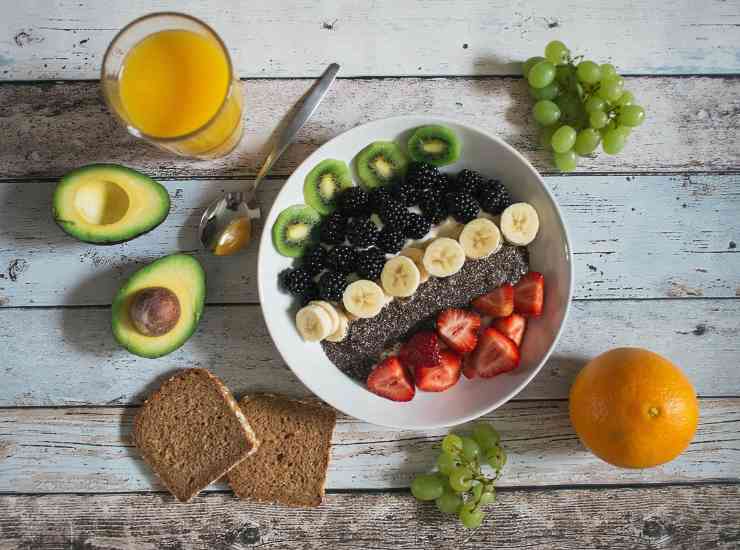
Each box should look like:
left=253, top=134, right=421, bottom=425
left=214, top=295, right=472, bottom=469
left=403, top=212, right=432, bottom=240
left=280, top=268, right=313, bottom=296
left=446, top=192, right=480, bottom=223
left=456, top=169, right=485, bottom=197
left=478, top=179, right=512, bottom=215
left=369, top=188, right=393, bottom=212
left=406, top=162, right=442, bottom=190
left=355, top=247, right=386, bottom=280
left=301, top=245, right=328, bottom=276
left=377, top=227, right=407, bottom=254
left=326, top=245, right=358, bottom=275
left=420, top=201, right=448, bottom=225
left=300, top=282, right=320, bottom=306
left=377, top=199, right=407, bottom=231
left=392, top=180, right=418, bottom=206
left=320, top=212, right=348, bottom=245
left=318, top=270, right=348, bottom=302
left=347, top=217, right=379, bottom=247
left=338, top=187, right=371, bottom=217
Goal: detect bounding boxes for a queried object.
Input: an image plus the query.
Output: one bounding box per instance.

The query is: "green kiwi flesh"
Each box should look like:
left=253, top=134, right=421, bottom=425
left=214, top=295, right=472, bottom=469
left=303, top=159, right=353, bottom=215
left=355, top=141, right=408, bottom=189
left=407, top=125, right=461, bottom=166
left=272, top=204, right=321, bottom=257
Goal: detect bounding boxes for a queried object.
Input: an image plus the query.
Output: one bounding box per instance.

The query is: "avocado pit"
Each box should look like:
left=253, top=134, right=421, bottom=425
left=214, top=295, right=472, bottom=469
left=129, top=287, right=181, bottom=336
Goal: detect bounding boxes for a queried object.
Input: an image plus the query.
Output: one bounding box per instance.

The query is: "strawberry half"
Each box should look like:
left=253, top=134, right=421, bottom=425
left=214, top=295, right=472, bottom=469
left=492, top=313, right=527, bottom=347
left=462, top=353, right=477, bottom=379
left=415, top=350, right=462, bottom=392
left=471, top=283, right=514, bottom=318
left=400, top=331, right=441, bottom=370
left=470, top=327, right=520, bottom=378
left=367, top=356, right=415, bottom=402
left=436, top=308, right=481, bottom=353
left=513, top=272, right=544, bottom=317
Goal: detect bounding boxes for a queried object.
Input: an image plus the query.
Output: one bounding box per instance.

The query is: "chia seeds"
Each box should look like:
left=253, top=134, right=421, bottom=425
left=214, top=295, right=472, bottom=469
left=321, top=245, right=529, bottom=381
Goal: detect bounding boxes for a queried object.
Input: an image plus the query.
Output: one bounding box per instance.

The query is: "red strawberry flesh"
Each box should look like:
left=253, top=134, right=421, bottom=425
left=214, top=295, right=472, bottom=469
left=471, top=327, right=520, bottom=378
left=436, top=308, right=481, bottom=353
left=415, top=349, right=462, bottom=392
left=492, top=313, right=527, bottom=347
left=513, top=271, right=544, bottom=317
left=471, top=283, right=514, bottom=318
left=400, top=331, right=441, bottom=370
left=367, top=356, right=415, bottom=402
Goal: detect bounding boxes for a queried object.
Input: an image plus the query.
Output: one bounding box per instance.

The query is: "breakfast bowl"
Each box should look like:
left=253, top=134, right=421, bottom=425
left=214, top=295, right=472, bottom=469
left=258, top=115, right=573, bottom=429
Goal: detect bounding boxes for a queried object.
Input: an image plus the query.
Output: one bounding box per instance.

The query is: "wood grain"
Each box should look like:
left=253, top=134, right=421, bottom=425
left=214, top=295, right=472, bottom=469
left=0, top=174, right=737, bottom=307
left=2, top=0, right=739, bottom=80
left=1, top=77, right=738, bottom=180
left=1, top=299, right=738, bottom=407
left=0, top=399, right=736, bottom=493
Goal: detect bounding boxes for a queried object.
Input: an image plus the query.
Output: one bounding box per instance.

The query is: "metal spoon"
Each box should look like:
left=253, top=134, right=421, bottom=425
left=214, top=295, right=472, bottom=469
left=199, top=63, right=340, bottom=256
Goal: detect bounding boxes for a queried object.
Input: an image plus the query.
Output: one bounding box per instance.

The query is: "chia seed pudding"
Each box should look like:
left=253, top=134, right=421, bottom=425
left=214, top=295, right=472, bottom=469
left=321, top=245, right=529, bottom=381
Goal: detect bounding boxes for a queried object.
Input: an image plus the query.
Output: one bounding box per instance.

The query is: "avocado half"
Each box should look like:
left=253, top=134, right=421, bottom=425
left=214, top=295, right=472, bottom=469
left=53, top=164, right=170, bottom=244
left=112, top=254, right=206, bottom=359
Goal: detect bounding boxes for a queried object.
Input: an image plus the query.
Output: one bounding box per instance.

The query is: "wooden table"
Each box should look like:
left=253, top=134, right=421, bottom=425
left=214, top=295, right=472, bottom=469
left=1, top=2, right=739, bottom=548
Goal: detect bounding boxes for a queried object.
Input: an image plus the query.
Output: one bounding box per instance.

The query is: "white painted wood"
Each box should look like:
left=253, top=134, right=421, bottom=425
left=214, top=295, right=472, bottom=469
left=0, top=399, right=736, bottom=493
left=0, top=174, right=737, bottom=307
left=0, top=300, right=736, bottom=407
left=1, top=1, right=739, bottom=80
left=1, top=77, right=738, bottom=179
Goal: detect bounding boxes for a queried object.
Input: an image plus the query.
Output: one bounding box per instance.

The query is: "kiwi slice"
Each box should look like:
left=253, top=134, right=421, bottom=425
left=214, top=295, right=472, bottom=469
left=407, top=125, right=461, bottom=166
left=272, top=204, right=322, bottom=258
left=355, top=141, right=408, bottom=189
left=303, top=159, right=353, bottom=215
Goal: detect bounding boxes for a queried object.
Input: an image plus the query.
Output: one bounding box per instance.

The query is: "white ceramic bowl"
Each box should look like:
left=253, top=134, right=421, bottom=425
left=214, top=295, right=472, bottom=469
left=258, top=115, right=572, bottom=429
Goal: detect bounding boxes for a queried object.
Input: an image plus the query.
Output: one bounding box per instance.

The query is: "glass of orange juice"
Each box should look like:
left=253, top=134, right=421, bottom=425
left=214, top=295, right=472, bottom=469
left=101, top=12, right=243, bottom=159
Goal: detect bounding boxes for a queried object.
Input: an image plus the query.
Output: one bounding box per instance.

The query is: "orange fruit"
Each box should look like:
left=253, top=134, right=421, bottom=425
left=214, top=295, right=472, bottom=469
left=569, top=347, right=699, bottom=469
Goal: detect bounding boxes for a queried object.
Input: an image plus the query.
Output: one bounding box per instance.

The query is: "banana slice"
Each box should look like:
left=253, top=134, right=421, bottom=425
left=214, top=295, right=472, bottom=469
left=422, top=237, right=466, bottom=277
left=381, top=256, right=421, bottom=298
left=325, top=310, right=349, bottom=342
left=308, top=300, right=340, bottom=335
left=458, top=218, right=502, bottom=259
left=500, top=202, right=540, bottom=246
left=295, top=305, right=333, bottom=342
left=342, top=280, right=385, bottom=319
left=399, top=247, right=430, bottom=283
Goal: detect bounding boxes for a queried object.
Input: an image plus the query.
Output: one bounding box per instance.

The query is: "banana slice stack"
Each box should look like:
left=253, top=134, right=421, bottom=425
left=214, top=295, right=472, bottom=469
left=296, top=300, right=349, bottom=343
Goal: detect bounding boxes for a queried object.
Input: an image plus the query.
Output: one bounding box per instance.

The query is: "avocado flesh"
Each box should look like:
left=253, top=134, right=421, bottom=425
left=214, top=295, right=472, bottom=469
left=112, top=254, right=205, bottom=358
left=53, top=164, right=170, bottom=244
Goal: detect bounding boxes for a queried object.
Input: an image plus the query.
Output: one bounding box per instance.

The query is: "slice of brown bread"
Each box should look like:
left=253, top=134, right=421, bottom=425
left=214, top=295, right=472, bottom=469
left=133, top=368, right=259, bottom=503
left=227, top=394, right=336, bottom=507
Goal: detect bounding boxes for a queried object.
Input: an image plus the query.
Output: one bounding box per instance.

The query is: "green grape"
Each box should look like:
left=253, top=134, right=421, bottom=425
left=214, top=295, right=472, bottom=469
left=551, top=125, right=576, bottom=153
left=435, top=490, right=463, bottom=514
left=617, top=125, right=632, bottom=137
left=529, top=81, right=559, bottom=100
left=472, top=423, right=500, bottom=451
left=532, top=99, right=561, bottom=126
left=597, top=76, right=624, bottom=101
left=471, top=481, right=483, bottom=502
left=436, top=452, right=460, bottom=475
left=619, top=104, right=645, bottom=127
left=461, top=436, right=482, bottom=462
left=522, top=56, right=545, bottom=78
left=615, top=90, right=634, bottom=106
left=410, top=473, right=445, bottom=501
left=528, top=61, right=556, bottom=88
left=602, top=128, right=626, bottom=154
left=544, top=40, right=569, bottom=65
left=459, top=503, right=485, bottom=529
left=449, top=466, right=474, bottom=492
left=485, top=447, right=508, bottom=470
left=539, top=126, right=557, bottom=150
left=584, top=95, right=606, bottom=113
left=441, top=433, right=463, bottom=455
left=589, top=110, right=609, bottom=129
left=576, top=60, right=601, bottom=84
left=574, top=128, right=601, bottom=156
left=478, top=488, right=496, bottom=506
left=554, top=150, right=577, bottom=172
left=555, top=64, right=575, bottom=87
left=600, top=63, right=617, bottom=80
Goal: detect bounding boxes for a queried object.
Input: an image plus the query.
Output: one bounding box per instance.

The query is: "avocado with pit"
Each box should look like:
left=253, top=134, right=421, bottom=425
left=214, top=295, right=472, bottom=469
left=53, top=164, right=170, bottom=244
left=112, top=254, right=206, bottom=359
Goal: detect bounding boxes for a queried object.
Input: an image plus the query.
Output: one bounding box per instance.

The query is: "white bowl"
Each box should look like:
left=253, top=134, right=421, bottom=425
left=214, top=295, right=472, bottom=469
left=258, top=115, right=573, bottom=429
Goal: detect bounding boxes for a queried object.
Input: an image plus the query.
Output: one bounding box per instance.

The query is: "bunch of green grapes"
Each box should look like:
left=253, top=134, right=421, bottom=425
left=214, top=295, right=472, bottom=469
left=410, top=422, right=506, bottom=529
left=524, top=40, right=646, bottom=172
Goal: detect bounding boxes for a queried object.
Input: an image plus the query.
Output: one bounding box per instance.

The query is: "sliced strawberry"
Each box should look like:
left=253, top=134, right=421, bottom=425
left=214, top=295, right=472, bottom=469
left=415, top=350, right=462, bottom=392
left=462, top=354, right=477, bottom=379
left=470, top=328, right=520, bottom=378
left=472, top=283, right=514, bottom=318
left=436, top=308, right=481, bottom=354
left=513, top=272, right=544, bottom=317
left=367, top=356, right=415, bottom=402
left=399, top=331, right=441, bottom=370
left=492, top=313, right=527, bottom=347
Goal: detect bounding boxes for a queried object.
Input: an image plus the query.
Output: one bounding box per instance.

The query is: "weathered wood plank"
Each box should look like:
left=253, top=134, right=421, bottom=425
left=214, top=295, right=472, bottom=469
left=1, top=77, right=738, bottom=179
left=0, top=300, right=737, bottom=407
left=2, top=1, right=739, bottom=80
left=0, top=174, right=737, bottom=307
left=0, top=399, right=737, bottom=493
